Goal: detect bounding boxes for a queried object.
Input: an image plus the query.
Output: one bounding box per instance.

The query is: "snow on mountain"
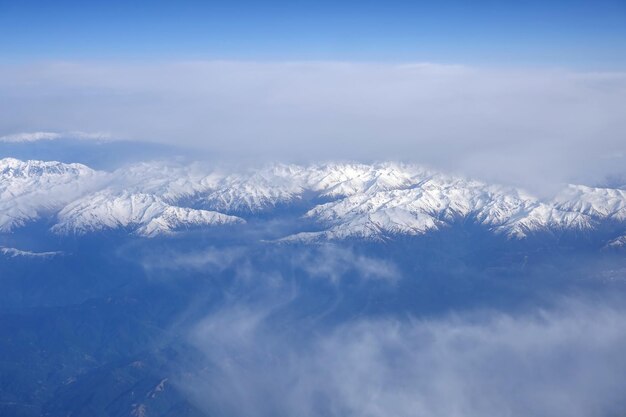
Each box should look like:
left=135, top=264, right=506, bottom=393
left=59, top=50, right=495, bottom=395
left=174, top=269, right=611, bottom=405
left=107, top=161, right=222, bottom=202
left=201, top=162, right=427, bottom=213
left=1, top=157, right=625, bottom=241
left=0, top=246, right=63, bottom=258
left=52, top=190, right=244, bottom=237
left=606, top=235, right=626, bottom=248
left=285, top=173, right=597, bottom=241
left=0, top=158, right=106, bottom=232
left=554, top=185, right=626, bottom=221
left=0, top=158, right=243, bottom=236
left=305, top=162, right=425, bottom=197
left=203, top=165, right=307, bottom=213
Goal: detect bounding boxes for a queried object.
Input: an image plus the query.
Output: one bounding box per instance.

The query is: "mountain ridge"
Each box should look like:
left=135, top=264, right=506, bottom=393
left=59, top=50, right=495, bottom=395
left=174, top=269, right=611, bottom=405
left=1, top=157, right=624, bottom=243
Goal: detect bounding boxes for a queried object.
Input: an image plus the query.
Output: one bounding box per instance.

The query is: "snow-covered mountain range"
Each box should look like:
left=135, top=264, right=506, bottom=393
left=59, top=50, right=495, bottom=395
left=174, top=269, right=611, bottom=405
left=1, top=157, right=625, bottom=243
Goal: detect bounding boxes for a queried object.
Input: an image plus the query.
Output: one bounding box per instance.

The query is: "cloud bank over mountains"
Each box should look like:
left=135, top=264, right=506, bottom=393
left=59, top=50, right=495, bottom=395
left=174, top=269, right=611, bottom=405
left=1, top=61, right=625, bottom=190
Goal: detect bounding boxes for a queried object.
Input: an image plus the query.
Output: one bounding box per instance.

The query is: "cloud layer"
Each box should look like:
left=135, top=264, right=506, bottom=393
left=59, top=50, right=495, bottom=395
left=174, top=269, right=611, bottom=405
left=139, top=244, right=400, bottom=283
left=180, top=299, right=626, bottom=417
left=1, top=61, right=625, bottom=189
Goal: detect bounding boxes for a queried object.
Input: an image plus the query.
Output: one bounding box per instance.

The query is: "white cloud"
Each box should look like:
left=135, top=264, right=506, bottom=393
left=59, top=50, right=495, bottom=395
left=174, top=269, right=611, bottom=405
left=0, top=130, right=111, bottom=142
left=0, top=61, right=625, bottom=191
left=0, top=246, right=63, bottom=258
left=179, top=299, right=626, bottom=417
left=293, top=244, right=400, bottom=282
left=140, top=246, right=247, bottom=272
left=139, top=244, right=400, bottom=283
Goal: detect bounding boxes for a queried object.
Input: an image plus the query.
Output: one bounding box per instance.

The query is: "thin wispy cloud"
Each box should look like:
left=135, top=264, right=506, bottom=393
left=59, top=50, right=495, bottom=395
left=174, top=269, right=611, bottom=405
left=293, top=245, right=400, bottom=283
left=139, top=244, right=400, bottom=284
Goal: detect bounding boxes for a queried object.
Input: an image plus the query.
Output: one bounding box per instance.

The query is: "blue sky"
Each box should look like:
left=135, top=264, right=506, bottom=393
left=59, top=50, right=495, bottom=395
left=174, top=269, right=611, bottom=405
left=1, top=0, right=625, bottom=67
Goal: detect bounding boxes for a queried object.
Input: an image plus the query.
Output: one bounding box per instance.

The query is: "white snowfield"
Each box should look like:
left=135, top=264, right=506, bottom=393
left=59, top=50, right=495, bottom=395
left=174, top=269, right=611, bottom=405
left=0, top=157, right=625, bottom=242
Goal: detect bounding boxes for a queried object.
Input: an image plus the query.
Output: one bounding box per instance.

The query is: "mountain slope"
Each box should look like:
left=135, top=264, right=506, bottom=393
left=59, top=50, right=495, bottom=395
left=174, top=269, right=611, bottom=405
left=0, top=158, right=105, bottom=231
left=52, top=190, right=244, bottom=237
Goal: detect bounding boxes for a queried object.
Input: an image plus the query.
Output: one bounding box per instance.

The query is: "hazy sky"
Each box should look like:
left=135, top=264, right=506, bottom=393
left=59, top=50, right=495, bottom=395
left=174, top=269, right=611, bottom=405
left=1, top=61, right=625, bottom=191
left=1, top=1, right=625, bottom=189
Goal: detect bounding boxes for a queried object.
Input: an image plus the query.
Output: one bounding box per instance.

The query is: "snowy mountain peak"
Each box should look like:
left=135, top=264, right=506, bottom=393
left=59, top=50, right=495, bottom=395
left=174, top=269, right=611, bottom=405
left=0, top=158, right=93, bottom=178
left=52, top=190, right=244, bottom=237
left=1, top=157, right=624, bottom=242
left=0, top=158, right=105, bottom=232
